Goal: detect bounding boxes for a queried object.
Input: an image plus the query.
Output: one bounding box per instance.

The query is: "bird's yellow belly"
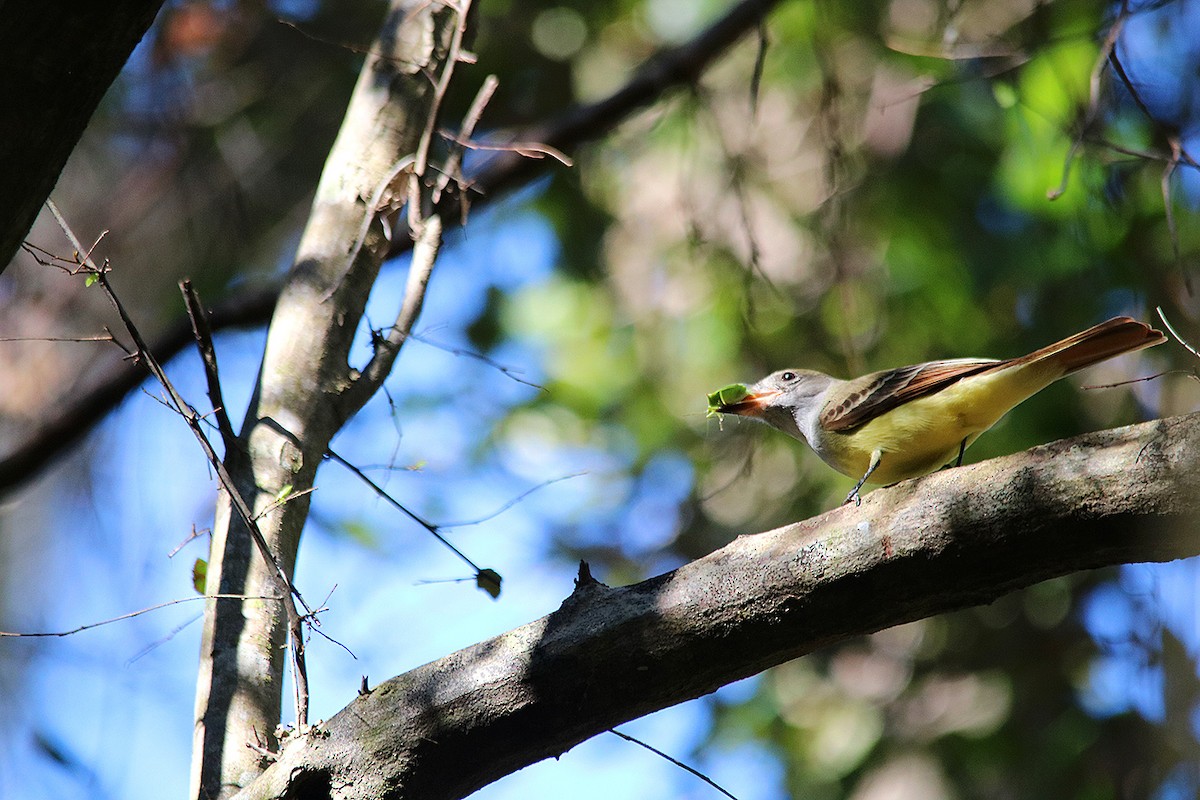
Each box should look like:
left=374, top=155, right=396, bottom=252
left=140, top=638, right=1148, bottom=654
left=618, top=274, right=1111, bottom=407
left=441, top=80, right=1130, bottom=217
left=816, top=365, right=1054, bottom=485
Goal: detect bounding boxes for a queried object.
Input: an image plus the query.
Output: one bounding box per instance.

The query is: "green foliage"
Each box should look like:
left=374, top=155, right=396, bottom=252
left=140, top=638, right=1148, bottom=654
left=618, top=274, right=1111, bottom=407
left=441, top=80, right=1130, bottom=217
left=463, top=1, right=1198, bottom=796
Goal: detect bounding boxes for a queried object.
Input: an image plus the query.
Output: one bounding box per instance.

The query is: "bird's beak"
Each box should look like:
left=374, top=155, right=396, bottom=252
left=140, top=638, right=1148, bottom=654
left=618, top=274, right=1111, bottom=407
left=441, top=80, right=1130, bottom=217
left=714, top=389, right=780, bottom=417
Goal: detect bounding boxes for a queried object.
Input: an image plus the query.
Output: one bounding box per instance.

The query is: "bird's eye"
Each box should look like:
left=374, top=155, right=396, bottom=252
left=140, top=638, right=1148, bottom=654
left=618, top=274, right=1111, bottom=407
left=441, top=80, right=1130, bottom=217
left=781, top=371, right=796, bottom=382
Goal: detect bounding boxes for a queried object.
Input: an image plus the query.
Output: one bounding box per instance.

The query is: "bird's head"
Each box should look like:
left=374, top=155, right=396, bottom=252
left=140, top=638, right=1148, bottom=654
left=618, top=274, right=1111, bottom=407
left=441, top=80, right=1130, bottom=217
left=707, top=369, right=832, bottom=442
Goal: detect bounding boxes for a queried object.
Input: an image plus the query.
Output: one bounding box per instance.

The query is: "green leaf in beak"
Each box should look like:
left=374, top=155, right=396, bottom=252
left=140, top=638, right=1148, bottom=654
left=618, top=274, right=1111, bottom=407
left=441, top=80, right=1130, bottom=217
left=706, top=383, right=748, bottom=417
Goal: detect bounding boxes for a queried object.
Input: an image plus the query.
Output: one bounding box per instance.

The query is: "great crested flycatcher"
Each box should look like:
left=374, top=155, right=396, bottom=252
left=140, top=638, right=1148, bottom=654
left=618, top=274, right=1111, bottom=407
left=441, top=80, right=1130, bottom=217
left=709, top=316, right=1166, bottom=505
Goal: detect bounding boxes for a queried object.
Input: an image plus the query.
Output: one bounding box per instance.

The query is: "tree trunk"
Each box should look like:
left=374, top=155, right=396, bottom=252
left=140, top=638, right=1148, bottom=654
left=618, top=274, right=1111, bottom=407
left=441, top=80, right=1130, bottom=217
left=0, top=0, right=166, bottom=273
left=190, top=3, right=463, bottom=797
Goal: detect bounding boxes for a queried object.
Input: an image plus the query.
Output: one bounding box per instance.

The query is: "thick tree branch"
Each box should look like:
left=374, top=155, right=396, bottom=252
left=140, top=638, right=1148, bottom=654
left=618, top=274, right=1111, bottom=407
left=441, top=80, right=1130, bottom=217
left=0, top=0, right=166, bottom=274
left=237, top=413, right=1200, bottom=800
left=0, top=0, right=783, bottom=494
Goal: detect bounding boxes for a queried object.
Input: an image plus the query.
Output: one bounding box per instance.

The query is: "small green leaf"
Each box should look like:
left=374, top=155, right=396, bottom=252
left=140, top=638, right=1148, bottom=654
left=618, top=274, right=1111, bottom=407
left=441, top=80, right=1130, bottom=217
left=274, top=484, right=294, bottom=503
left=476, top=568, right=502, bottom=599
left=193, top=558, right=208, bottom=594
left=85, top=273, right=99, bottom=287
left=338, top=518, right=377, bottom=547
left=706, top=383, right=749, bottom=416
left=992, top=81, right=1017, bottom=109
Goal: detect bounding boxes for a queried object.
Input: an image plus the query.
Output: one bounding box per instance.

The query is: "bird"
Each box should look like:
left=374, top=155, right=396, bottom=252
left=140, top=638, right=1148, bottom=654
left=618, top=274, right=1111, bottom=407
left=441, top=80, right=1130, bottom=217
left=708, top=316, right=1166, bottom=505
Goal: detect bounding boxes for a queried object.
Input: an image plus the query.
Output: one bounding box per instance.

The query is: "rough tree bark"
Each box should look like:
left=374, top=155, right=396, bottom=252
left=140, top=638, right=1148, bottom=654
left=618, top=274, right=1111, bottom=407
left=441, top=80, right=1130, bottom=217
left=0, top=0, right=166, bottom=274
left=190, top=2, right=465, bottom=797
left=236, top=413, right=1200, bottom=800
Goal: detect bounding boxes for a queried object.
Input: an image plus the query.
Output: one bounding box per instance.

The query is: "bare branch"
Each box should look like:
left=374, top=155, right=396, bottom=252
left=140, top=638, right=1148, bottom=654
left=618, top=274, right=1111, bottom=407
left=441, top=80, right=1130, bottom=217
left=407, top=0, right=474, bottom=230
left=434, top=73, right=500, bottom=215
left=323, top=446, right=498, bottom=594
left=1157, top=306, right=1200, bottom=361
left=181, top=280, right=238, bottom=451
left=240, top=413, right=1200, bottom=800
left=193, top=2, right=480, bottom=790
left=0, top=593, right=281, bottom=638
left=1082, top=368, right=1195, bottom=390
left=350, top=212, right=442, bottom=408
left=408, top=0, right=788, bottom=237
left=1049, top=2, right=1128, bottom=201
left=608, top=728, right=741, bottom=800
left=406, top=329, right=545, bottom=389
left=0, top=333, right=114, bottom=343
left=168, top=524, right=211, bottom=558
left=436, top=133, right=574, bottom=167
left=437, top=473, right=583, bottom=529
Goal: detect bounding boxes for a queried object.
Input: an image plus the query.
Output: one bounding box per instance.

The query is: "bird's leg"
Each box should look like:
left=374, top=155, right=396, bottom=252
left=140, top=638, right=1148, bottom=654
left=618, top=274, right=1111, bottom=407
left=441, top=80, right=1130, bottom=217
left=845, top=450, right=882, bottom=507
left=955, top=437, right=968, bottom=467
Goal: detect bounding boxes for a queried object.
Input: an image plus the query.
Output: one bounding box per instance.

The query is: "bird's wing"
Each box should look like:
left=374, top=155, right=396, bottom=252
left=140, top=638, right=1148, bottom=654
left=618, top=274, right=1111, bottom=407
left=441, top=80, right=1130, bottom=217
left=819, top=358, right=1004, bottom=432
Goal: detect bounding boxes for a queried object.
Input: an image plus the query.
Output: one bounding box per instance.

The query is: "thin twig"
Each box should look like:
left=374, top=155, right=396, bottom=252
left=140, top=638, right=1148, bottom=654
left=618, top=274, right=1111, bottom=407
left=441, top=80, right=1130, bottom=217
left=1160, top=137, right=1187, bottom=292
left=253, top=486, right=318, bottom=521
left=1157, top=306, right=1200, bottom=360
left=406, top=329, right=545, bottom=390
left=168, top=524, right=211, bottom=558
left=0, top=334, right=114, bottom=343
left=1082, top=368, right=1190, bottom=390
left=352, top=213, right=443, bottom=404
left=277, top=17, right=429, bottom=65
left=749, top=19, right=768, bottom=115
left=1048, top=5, right=1126, bottom=200
left=290, top=630, right=310, bottom=735
left=408, top=0, right=474, bottom=229
left=181, top=280, right=238, bottom=450
left=1095, top=139, right=1185, bottom=165
left=438, top=473, right=584, bottom=528
left=1108, top=37, right=1156, bottom=126
left=303, top=585, right=358, bottom=659
left=0, top=593, right=281, bottom=638
left=126, top=610, right=204, bottom=664
left=435, top=74, right=501, bottom=207
left=436, top=133, right=574, bottom=166
left=342, top=1, right=477, bottom=412
left=608, top=728, right=741, bottom=800
left=323, top=446, right=494, bottom=582
left=1108, top=38, right=1200, bottom=171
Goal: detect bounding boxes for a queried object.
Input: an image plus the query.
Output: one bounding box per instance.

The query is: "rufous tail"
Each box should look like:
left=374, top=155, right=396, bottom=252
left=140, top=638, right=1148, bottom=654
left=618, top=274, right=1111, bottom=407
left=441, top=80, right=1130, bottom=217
left=1015, top=316, right=1166, bottom=375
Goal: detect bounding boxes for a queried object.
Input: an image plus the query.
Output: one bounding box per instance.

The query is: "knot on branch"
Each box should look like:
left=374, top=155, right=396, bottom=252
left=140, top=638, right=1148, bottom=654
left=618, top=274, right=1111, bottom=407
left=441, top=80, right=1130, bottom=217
left=562, top=560, right=610, bottom=607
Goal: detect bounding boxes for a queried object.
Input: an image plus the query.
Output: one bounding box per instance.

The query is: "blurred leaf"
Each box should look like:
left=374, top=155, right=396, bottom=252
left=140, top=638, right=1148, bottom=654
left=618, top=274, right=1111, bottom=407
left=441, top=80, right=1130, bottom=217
left=193, top=558, right=208, bottom=595
left=476, top=568, right=502, bottom=599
